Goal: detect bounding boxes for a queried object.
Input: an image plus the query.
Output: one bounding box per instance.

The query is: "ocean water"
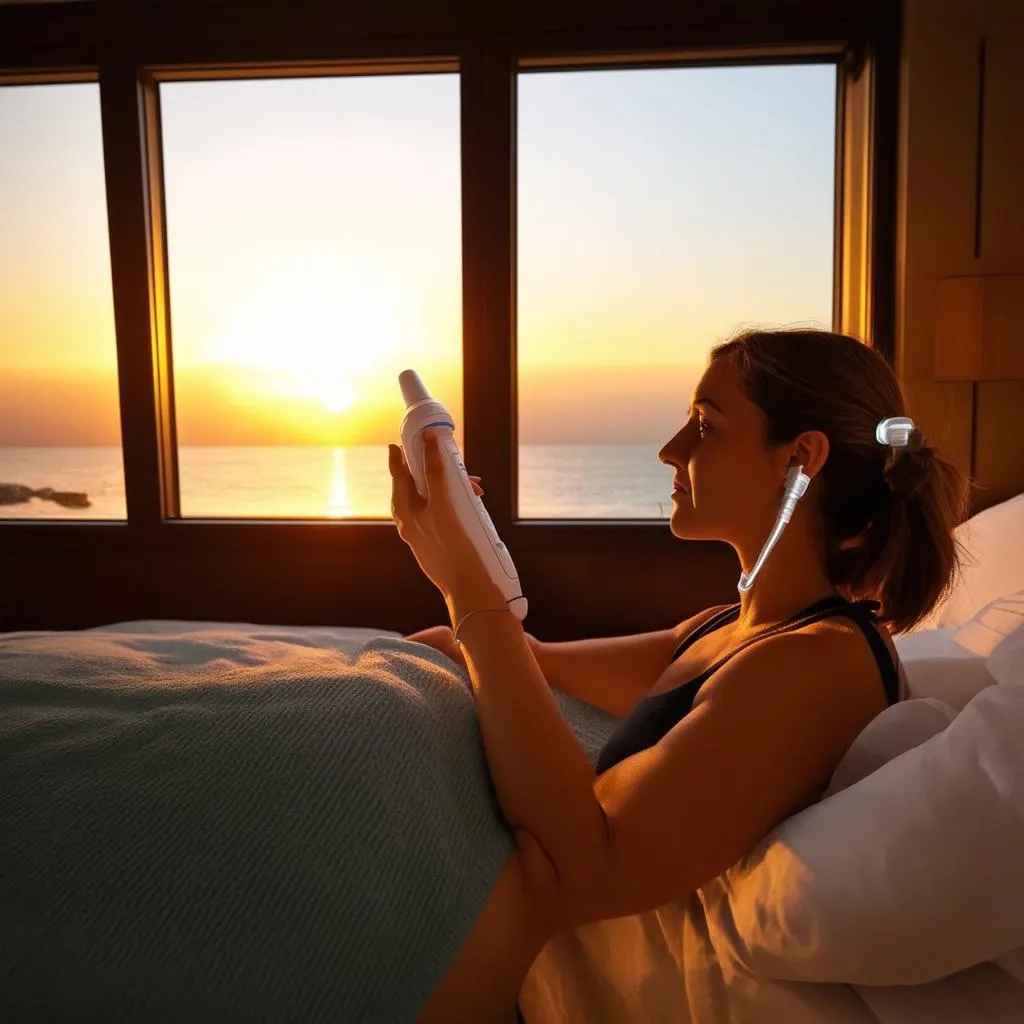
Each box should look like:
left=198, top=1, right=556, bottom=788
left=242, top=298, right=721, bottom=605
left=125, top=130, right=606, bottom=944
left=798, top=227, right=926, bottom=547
left=0, top=445, right=677, bottom=521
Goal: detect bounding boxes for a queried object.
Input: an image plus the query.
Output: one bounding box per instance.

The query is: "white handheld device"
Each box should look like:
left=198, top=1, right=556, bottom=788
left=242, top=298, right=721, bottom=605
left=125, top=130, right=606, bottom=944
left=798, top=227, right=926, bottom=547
left=398, top=369, right=528, bottom=620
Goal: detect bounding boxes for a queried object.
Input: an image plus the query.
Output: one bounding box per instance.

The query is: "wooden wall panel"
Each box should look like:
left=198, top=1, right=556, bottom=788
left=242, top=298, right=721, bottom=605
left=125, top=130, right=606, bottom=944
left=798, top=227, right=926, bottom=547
left=899, top=0, right=1024, bottom=513
left=896, top=0, right=978, bottom=475
left=0, top=542, right=739, bottom=637
left=975, top=18, right=1024, bottom=507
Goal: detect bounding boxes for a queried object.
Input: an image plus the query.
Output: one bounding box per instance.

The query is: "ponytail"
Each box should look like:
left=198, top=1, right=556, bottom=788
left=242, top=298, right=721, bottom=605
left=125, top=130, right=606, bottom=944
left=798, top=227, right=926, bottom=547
left=829, top=436, right=972, bottom=635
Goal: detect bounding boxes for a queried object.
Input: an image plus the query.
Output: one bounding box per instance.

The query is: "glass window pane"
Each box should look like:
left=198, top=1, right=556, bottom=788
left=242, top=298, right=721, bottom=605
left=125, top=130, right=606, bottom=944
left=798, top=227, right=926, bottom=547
left=159, top=74, right=462, bottom=519
left=0, top=82, right=124, bottom=520
left=517, top=64, right=837, bottom=519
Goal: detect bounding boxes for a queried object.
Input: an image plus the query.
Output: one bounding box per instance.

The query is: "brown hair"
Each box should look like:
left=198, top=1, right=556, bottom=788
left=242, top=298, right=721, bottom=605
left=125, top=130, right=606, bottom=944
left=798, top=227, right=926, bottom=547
left=709, top=328, right=972, bottom=634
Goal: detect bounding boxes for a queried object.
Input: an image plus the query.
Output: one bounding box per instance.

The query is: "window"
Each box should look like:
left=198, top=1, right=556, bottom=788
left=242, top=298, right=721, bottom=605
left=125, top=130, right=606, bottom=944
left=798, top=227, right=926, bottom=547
left=516, top=63, right=837, bottom=519
left=0, top=82, right=124, bottom=520
left=158, top=72, right=462, bottom=518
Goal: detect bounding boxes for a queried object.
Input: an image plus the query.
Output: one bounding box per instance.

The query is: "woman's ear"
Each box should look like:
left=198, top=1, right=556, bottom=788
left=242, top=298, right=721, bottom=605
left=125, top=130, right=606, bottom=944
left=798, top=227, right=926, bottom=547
left=790, top=429, right=830, bottom=480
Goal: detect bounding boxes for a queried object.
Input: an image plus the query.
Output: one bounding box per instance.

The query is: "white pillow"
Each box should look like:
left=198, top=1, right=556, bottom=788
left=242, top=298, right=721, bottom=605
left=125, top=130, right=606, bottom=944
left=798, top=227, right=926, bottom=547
left=894, top=587, right=1024, bottom=708
left=713, top=680, right=1024, bottom=987
left=951, top=588, right=1024, bottom=661
left=822, top=697, right=956, bottom=797
left=989, top=620, right=1024, bottom=687
left=895, top=627, right=996, bottom=710
left=917, top=491, right=1024, bottom=631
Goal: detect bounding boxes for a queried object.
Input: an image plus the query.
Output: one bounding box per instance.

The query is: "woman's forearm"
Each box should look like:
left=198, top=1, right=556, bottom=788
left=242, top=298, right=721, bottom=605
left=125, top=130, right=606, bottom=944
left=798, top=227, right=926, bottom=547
left=517, top=634, right=657, bottom=719
left=444, top=575, right=611, bottom=883
left=406, top=624, right=547, bottom=685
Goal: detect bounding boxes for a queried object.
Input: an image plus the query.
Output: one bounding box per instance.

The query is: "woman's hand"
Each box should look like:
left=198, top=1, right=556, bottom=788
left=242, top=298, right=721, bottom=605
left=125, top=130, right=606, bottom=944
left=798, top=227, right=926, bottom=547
left=388, top=429, right=492, bottom=600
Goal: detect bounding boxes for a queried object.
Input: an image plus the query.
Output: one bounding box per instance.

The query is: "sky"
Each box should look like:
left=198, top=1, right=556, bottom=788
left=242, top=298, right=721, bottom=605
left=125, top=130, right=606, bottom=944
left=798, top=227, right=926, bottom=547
left=0, top=64, right=836, bottom=446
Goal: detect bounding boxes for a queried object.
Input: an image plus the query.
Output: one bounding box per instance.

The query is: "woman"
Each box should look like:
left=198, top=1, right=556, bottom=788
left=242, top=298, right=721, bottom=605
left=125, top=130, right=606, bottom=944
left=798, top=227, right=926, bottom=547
left=393, top=328, right=970, bottom=1023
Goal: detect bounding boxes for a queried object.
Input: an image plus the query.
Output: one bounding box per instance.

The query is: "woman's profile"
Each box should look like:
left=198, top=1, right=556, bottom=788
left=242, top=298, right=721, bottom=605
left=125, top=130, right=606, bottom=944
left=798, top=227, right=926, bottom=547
left=398, top=327, right=971, bottom=1022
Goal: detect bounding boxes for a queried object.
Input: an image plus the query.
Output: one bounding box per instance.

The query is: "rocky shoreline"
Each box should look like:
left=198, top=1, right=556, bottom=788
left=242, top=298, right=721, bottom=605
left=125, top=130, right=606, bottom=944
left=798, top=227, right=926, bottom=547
left=0, top=483, right=91, bottom=509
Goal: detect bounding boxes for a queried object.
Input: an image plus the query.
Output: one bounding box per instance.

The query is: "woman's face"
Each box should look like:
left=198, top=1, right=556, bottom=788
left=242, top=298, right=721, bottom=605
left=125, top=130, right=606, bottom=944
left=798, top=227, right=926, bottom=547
left=658, top=354, right=789, bottom=544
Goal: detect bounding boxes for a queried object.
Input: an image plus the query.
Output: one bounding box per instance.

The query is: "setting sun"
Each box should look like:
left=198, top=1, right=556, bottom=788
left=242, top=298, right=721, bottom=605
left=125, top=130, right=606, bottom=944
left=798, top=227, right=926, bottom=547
left=320, top=381, right=357, bottom=415
left=0, top=66, right=836, bottom=521
left=200, top=254, right=412, bottom=415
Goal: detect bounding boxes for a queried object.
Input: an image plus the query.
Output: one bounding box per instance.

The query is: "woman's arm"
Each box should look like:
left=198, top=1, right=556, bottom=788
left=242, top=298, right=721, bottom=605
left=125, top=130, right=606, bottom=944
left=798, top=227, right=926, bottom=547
left=403, top=625, right=471, bottom=671
left=442, top=573, right=612, bottom=894
left=535, top=628, right=890, bottom=931
left=443, top=568, right=886, bottom=937
left=407, top=608, right=727, bottom=718
left=528, top=609, right=730, bottom=717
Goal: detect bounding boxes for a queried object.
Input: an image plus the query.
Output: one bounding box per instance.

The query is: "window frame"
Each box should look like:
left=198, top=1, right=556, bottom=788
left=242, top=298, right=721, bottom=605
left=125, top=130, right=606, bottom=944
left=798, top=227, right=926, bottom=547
left=0, top=0, right=900, bottom=636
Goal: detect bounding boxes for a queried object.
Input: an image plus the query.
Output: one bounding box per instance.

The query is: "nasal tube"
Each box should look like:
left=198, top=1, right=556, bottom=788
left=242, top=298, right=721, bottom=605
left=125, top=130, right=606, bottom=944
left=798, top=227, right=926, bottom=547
left=398, top=370, right=528, bottom=620
left=737, top=463, right=811, bottom=593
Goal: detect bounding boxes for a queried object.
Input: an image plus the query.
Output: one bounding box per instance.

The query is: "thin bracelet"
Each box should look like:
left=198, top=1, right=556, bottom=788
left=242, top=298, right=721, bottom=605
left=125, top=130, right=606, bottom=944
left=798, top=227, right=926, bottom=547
left=452, top=607, right=516, bottom=646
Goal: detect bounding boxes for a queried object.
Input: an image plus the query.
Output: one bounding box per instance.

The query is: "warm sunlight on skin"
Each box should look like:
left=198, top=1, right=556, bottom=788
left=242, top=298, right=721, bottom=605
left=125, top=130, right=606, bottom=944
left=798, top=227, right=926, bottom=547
left=200, top=257, right=410, bottom=418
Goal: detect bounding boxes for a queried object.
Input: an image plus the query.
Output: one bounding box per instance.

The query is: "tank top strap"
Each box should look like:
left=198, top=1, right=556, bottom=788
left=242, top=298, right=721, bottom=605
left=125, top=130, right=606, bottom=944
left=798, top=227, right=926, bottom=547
left=670, top=592, right=888, bottom=660
left=669, top=604, right=740, bottom=662
left=848, top=598, right=883, bottom=620
left=819, top=599, right=899, bottom=704
left=759, top=596, right=898, bottom=705
left=670, top=594, right=847, bottom=664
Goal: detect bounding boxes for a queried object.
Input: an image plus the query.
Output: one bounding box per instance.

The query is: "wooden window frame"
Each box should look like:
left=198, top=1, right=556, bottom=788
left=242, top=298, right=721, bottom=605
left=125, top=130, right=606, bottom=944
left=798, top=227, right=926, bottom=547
left=0, top=0, right=900, bottom=636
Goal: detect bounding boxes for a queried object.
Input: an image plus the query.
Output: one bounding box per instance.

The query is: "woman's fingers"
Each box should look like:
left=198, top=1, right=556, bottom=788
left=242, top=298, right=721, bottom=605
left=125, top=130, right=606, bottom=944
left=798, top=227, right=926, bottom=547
left=469, top=475, right=483, bottom=497
left=388, top=444, right=414, bottom=523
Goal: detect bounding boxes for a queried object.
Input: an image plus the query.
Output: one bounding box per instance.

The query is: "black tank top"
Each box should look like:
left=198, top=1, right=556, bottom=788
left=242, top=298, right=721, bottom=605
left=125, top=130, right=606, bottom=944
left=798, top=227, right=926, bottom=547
left=595, top=596, right=900, bottom=776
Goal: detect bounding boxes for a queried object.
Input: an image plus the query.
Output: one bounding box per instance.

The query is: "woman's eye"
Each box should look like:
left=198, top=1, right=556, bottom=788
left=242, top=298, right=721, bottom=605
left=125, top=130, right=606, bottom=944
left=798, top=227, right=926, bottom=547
left=698, top=419, right=712, bottom=437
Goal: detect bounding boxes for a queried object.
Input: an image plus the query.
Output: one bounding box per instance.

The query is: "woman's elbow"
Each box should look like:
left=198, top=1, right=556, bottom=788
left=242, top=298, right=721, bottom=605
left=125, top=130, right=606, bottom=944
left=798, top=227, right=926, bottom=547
left=512, top=826, right=618, bottom=935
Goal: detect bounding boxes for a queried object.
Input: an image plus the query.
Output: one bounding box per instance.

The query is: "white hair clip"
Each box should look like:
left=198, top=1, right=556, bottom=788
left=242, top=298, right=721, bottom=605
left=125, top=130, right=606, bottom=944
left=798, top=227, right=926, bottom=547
left=875, top=416, right=916, bottom=448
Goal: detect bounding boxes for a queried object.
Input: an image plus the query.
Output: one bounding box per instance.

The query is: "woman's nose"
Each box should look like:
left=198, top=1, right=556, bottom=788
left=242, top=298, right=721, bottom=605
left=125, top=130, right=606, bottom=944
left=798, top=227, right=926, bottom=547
left=659, top=428, right=694, bottom=465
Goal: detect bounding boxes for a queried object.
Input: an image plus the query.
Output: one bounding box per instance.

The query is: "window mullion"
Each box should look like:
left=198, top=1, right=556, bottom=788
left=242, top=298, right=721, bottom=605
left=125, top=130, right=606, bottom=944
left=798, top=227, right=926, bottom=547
left=98, top=62, right=180, bottom=527
left=834, top=15, right=899, bottom=365
left=836, top=49, right=873, bottom=345
left=459, top=38, right=517, bottom=537
left=867, top=9, right=900, bottom=366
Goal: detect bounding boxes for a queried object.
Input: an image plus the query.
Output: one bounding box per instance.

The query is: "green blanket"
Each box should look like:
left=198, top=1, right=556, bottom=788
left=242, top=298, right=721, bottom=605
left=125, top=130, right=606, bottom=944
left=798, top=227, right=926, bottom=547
left=0, top=626, right=621, bottom=1022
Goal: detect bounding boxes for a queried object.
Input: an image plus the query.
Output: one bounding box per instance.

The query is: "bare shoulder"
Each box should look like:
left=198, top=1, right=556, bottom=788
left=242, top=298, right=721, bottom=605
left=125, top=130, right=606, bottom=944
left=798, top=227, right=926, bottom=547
left=696, top=619, right=890, bottom=730
left=560, top=623, right=891, bottom=926
left=805, top=614, right=903, bottom=701
left=672, top=602, right=735, bottom=642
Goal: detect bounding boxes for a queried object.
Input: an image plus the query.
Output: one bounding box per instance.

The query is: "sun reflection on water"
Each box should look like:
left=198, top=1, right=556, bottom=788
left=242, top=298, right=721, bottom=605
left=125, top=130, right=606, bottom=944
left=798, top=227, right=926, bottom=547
left=326, top=447, right=353, bottom=518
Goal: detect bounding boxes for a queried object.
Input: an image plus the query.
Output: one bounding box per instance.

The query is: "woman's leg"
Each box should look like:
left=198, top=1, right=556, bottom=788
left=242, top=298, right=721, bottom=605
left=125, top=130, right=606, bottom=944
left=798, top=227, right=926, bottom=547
left=418, top=853, right=548, bottom=1024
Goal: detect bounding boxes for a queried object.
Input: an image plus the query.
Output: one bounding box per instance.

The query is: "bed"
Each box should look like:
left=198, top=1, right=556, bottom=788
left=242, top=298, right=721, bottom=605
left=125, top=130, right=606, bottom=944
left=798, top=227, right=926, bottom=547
left=2, top=492, right=1023, bottom=1022
left=0, top=620, right=619, bottom=1021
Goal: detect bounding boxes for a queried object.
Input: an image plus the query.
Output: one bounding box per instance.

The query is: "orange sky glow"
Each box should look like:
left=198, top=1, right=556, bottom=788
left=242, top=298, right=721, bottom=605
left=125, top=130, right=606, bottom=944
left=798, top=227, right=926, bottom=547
left=0, top=66, right=835, bottom=449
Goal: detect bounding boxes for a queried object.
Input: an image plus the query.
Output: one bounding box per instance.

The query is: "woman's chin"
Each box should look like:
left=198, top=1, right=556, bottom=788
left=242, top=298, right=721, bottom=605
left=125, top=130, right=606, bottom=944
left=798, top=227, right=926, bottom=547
left=669, top=499, right=718, bottom=541
left=668, top=501, right=695, bottom=539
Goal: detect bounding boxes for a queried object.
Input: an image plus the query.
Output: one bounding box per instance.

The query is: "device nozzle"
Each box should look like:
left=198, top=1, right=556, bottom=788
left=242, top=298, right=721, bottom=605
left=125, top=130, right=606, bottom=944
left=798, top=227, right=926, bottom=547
left=399, top=369, right=430, bottom=408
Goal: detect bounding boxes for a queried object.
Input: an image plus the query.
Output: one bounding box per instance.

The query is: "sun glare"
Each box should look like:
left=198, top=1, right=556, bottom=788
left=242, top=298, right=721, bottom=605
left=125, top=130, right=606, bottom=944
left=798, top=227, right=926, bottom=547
left=321, top=380, right=357, bottom=415
left=202, top=256, right=409, bottom=414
